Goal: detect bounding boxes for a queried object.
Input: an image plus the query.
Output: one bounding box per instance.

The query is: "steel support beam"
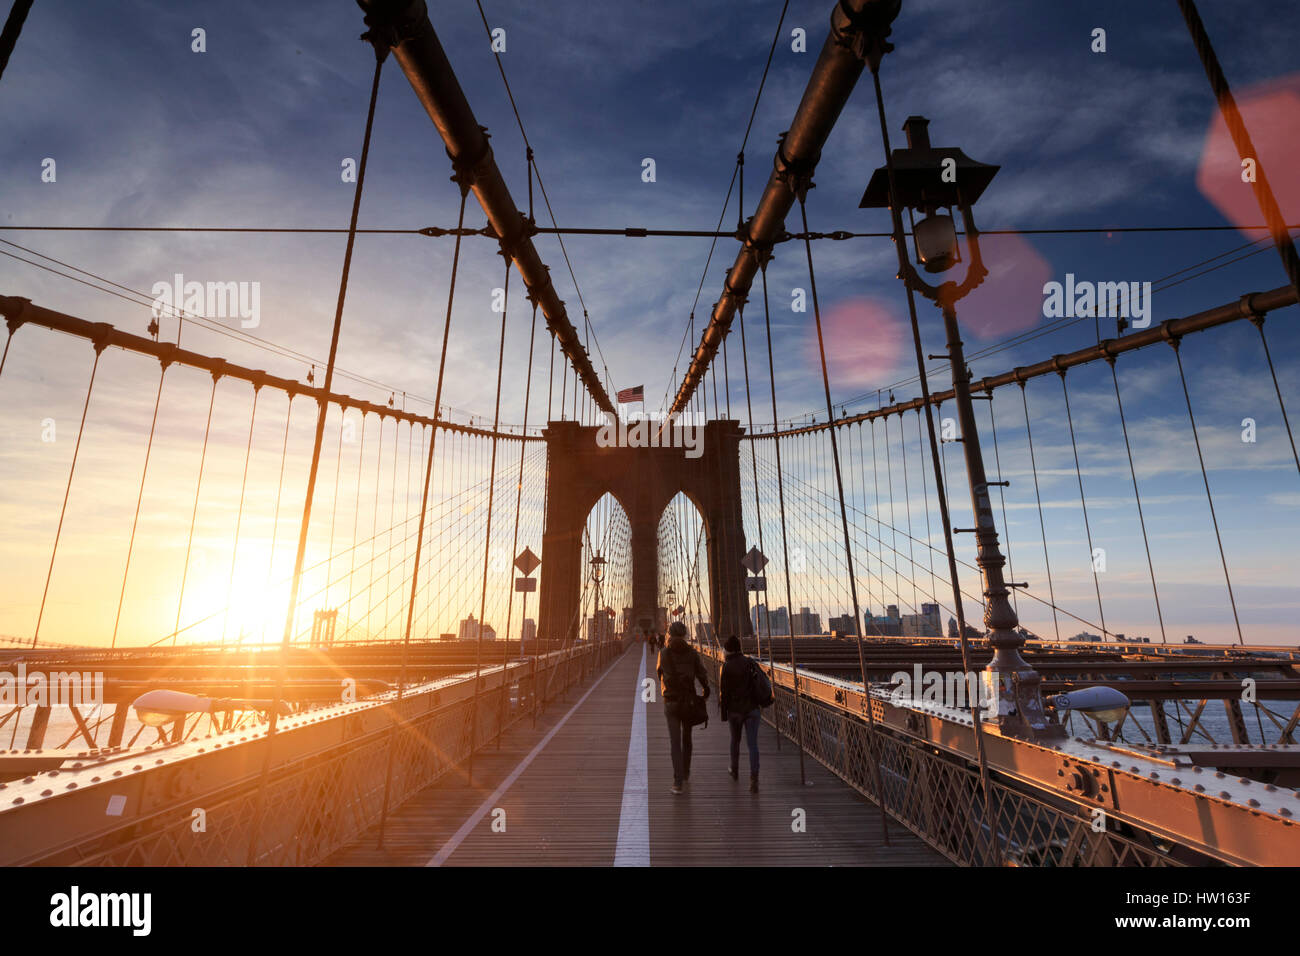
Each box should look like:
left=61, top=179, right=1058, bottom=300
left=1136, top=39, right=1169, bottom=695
left=0, top=296, right=537, bottom=441
left=356, top=0, right=614, bottom=415
left=668, top=0, right=901, bottom=415
left=751, top=284, right=1299, bottom=439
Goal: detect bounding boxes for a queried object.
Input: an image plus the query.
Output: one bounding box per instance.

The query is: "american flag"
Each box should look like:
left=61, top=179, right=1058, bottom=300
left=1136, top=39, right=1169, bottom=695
left=616, top=384, right=644, bottom=404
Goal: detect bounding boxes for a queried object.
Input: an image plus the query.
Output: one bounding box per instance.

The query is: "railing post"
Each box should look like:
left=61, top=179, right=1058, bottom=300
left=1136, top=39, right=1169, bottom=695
left=530, top=652, right=539, bottom=728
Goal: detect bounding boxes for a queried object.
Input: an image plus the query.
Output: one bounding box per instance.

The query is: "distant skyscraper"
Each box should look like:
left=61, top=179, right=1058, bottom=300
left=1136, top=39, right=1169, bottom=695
left=753, top=603, right=790, bottom=636
left=458, top=614, right=496, bottom=641
left=828, top=613, right=859, bottom=636
left=522, top=618, right=536, bottom=643
left=867, top=605, right=904, bottom=636
left=790, top=606, right=822, bottom=635
left=900, top=612, right=940, bottom=637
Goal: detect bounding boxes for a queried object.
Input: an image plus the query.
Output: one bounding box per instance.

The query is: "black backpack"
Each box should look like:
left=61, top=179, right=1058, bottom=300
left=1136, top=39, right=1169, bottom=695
left=749, top=659, right=774, bottom=708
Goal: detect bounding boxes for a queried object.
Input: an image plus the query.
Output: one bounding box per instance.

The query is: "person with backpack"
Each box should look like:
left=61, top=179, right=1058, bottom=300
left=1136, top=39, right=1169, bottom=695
left=656, top=620, right=710, bottom=794
left=718, top=634, right=771, bottom=793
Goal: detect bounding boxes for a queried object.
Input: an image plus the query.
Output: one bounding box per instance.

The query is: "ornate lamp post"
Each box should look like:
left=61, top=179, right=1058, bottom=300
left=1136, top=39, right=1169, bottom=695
left=589, top=552, right=606, bottom=643
left=861, top=116, right=1060, bottom=740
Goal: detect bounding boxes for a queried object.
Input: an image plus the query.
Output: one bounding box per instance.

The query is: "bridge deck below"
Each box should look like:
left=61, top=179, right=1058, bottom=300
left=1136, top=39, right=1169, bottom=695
left=327, top=645, right=946, bottom=867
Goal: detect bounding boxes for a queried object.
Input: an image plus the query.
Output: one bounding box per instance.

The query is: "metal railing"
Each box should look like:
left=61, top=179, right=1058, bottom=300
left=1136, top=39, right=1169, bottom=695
left=697, top=646, right=1289, bottom=866
left=0, top=639, right=624, bottom=866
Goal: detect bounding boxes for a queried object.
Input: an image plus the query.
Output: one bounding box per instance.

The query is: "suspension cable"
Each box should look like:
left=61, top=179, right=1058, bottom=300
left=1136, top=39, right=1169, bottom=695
left=0, top=324, right=14, bottom=380
left=221, top=383, right=262, bottom=644
left=759, top=262, right=808, bottom=783
left=1058, top=371, right=1107, bottom=638
left=110, top=361, right=168, bottom=648
left=250, top=49, right=385, bottom=866
left=1250, top=317, right=1300, bottom=478
left=1170, top=338, right=1244, bottom=645
left=736, top=303, right=778, bottom=740
left=1107, top=357, right=1168, bottom=644
left=1176, top=0, right=1300, bottom=303
left=1018, top=383, right=1060, bottom=640
left=468, top=255, right=513, bottom=785
left=504, top=300, right=541, bottom=651
left=171, top=372, right=219, bottom=646
left=32, top=342, right=105, bottom=647
left=798, top=196, right=892, bottom=836
left=868, top=60, right=1001, bottom=864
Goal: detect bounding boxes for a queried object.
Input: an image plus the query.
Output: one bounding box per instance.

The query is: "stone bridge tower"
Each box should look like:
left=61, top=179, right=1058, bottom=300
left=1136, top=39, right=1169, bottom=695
left=536, top=419, right=751, bottom=645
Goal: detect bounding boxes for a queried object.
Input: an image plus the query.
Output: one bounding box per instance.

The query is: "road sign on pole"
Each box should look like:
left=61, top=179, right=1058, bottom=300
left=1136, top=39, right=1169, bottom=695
left=741, top=547, right=768, bottom=575
left=514, top=577, right=537, bottom=592
left=514, top=547, right=541, bottom=576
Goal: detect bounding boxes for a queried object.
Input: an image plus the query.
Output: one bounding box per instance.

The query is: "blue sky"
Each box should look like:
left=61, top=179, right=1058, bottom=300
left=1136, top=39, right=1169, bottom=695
left=1, top=0, right=1298, bottom=646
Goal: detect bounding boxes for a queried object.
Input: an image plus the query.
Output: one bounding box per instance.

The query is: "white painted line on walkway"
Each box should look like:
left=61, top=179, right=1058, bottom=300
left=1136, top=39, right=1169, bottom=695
left=613, top=645, right=650, bottom=866
left=426, top=650, right=629, bottom=867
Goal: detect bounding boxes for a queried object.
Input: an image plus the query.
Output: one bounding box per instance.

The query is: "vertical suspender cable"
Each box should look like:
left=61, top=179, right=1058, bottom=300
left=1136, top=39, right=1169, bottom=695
left=896, top=409, right=918, bottom=613
left=0, top=324, right=15, bottom=380
left=222, top=383, right=262, bottom=644
left=504, top=301, right=540, bottom=654
left=499, top=300, right=540, bottom=744
left=249, top=50, right=384, bottom=865
left=347, top=412, right=367, bottom=636
left=261, top=398, right=296, bottom=644
left=325, top=406, right=347, bottom=614
left=111, top=362, right=169, bottom=648
left=33, top=341, right=105, bottom=647
left=468, top=259, right=512, bottom=785
left=722, top=335, right=732, bottom=420
left=1107, top=357, right=1167, bottom=643
left=367, top=418, right=384, bottom=637
left=759, top=262, right=807, bottom=783
left=798, top=197, right=891, bottom=836
left=1251, top=317, right=1300, bottom=478
left=1059, top=372, right=1107, bottom=638
left=560, top=357, right=567, bottom=421
left=384, top=413, right=400, bottom=634
left=375, top=181, right=467, bottom=844
left=1019, top=383, right=1060, bottom=641
left=737, top=304, right=778, bottom=749
left=1171, top=339, right=1244, bottom=645
left=869, top=415, right=883, bottom=624
left=916, top=409, right=940, bottom=613
left=171, top=372, right=220, bottom=645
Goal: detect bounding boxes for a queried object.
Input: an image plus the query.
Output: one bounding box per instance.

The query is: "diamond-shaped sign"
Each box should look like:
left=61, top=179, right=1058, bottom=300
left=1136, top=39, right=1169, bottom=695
left=741, top=546, right=768, bottom=575
left=514, top=547, right=541, bottom=575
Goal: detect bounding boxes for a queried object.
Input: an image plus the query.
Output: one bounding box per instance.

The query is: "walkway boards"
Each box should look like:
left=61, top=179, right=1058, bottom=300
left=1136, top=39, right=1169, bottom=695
left=326, top=645, right=947, bottom=867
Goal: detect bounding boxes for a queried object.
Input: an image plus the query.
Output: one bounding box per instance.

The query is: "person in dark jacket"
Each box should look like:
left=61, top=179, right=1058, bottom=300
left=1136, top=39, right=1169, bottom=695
left=656, top=620, right=709, bottom=794
left=718, top=634, right=761, bottom=792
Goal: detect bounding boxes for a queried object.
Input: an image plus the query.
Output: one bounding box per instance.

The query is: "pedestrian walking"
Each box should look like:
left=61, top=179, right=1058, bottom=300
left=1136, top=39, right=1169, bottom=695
left=656, top=620, right=709, bottom=794
left=718, top=634, right=769, bottom=792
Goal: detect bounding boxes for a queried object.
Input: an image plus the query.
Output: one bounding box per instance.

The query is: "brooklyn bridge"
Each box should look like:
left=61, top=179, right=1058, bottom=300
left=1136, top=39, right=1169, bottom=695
left=0, top=0, right=1298, bottom=871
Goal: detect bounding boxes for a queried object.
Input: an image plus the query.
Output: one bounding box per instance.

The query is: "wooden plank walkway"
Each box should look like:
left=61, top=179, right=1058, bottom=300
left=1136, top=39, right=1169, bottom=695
left=326, top=645, right=947, bottom=866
